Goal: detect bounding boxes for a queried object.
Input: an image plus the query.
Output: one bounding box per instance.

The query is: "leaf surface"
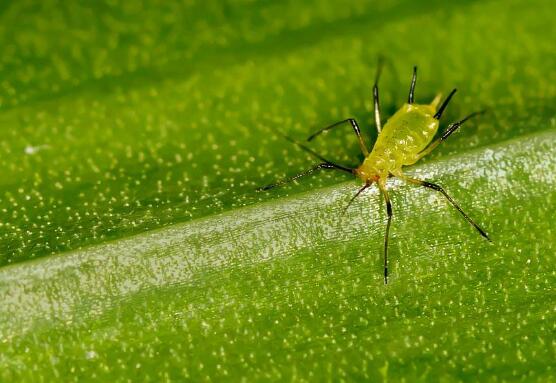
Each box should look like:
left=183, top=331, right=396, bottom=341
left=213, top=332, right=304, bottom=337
left=0, top=0, right=555, bottom=381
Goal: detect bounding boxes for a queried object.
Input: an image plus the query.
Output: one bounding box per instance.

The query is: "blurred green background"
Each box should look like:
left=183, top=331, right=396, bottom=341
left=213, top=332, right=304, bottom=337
left=0, top=0, right=555, bottom=381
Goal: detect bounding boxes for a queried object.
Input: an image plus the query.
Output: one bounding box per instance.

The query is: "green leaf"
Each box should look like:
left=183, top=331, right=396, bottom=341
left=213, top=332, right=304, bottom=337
left=1, top=0, right=555, bottom=381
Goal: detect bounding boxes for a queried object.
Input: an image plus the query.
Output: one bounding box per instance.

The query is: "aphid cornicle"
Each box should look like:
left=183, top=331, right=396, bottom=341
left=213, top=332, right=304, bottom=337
left=259, top=63, right=491, bottom=284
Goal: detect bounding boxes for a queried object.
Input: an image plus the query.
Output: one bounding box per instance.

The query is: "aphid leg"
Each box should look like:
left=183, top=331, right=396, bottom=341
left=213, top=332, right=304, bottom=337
left=398, top=175, right=491, bottom=241
left=282, top=135, right=354, bottom=171
left=257, top=162, right=352, bottom=191
left=306, top=119, right=369, bottom=156
left=407, top=66, right=417, bottom=104
left=373, top=57, right=384, bottom=134
left=433, top=88, right=457, bottom=120
left=377, top=182, right=392, bottom=284
left=416, top=110, right=486, bottom=160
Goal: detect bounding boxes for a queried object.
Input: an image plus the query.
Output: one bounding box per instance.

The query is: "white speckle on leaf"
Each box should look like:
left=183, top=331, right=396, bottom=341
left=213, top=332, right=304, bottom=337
left=24, top=145, right=50, bottom=155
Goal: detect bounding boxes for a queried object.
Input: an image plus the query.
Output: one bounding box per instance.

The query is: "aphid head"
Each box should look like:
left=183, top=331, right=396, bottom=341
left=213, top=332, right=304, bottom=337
left=355, top=159, right=387, bottom=184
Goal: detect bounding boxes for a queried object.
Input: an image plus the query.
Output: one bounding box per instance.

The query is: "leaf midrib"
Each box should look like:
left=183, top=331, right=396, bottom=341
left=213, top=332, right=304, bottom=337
left=1, top=129, right=554, bottom=342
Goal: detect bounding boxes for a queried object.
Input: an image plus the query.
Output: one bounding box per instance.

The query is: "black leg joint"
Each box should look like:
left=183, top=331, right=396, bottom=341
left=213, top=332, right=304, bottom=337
left=440, top=122, right=461, bottom=141
left=422, top=181, right=442, bottom=192
left=386, top=200, right=393, bottom=216
left=348, top=118, right=361, bottom=135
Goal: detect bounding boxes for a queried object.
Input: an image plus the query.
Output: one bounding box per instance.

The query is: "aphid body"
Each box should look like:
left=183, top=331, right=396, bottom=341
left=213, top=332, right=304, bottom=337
left=259, top=64, right=491, bottom=284
left=357, top=100, right=440, bottom=182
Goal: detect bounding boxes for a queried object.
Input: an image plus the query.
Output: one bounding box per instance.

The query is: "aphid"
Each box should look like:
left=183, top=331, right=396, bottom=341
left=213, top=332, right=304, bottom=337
left=258, top=63, right=491, bottom=284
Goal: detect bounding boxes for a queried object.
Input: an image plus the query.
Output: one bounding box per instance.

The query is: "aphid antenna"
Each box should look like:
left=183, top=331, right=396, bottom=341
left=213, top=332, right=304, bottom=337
left=342, top=182, right=372, bottom=215
left=255, top=133, right=354, bottom=192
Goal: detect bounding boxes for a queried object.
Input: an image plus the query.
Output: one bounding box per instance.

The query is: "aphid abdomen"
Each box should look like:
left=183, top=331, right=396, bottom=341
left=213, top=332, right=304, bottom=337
left=381, top=104, right=438, bottom=161
left=357, top=103, right=439, bottom=180
left=397, top=121, right=437, bottom=165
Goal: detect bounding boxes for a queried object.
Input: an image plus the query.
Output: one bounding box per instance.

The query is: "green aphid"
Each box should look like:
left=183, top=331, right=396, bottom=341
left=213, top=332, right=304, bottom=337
left=259, top=63, right=491, bottom=284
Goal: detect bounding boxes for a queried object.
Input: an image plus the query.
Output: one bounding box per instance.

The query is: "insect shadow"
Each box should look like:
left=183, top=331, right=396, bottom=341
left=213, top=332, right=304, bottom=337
left=258, top=62, right=492, bottom=284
